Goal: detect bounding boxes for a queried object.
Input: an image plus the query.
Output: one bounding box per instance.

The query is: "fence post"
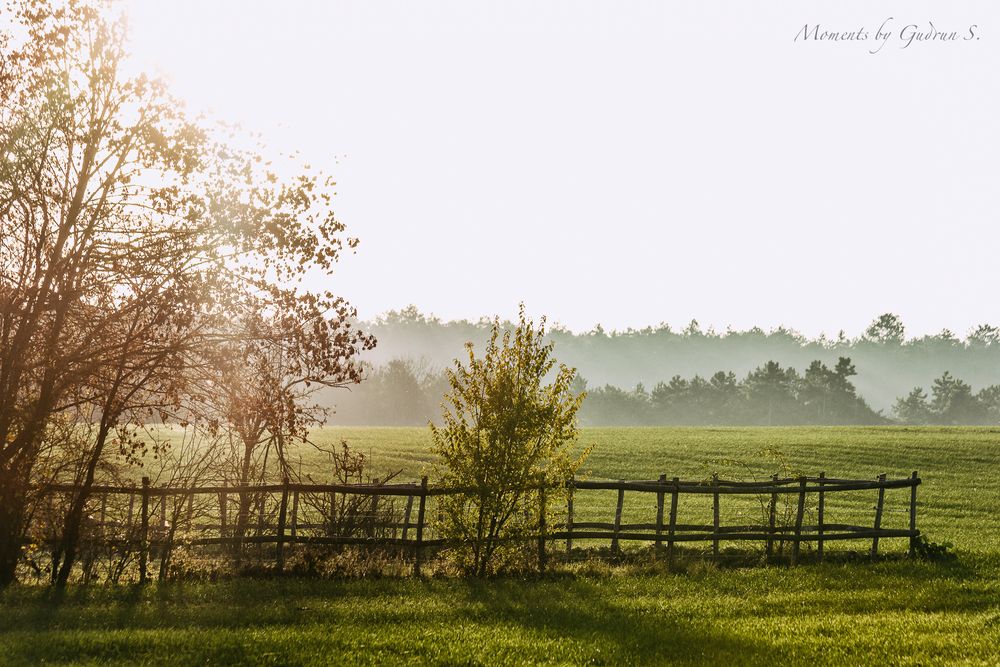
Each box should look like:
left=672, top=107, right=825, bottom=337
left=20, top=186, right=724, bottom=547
left=566, top=476, right=574, bottom=554
left=219, top=482, right=227, bottom=538
left=871, top=473, right=886, bottom=557
left=791, top=477, right=806, bottom=565
left=611, top=481, right=625, bottom=556
left=712, top=474, right=720, bottom=559
left=139, top=476, right=150, bottom=584
left=402, top=494, right=414, bottom=541
left=537, top=483, right=547, bottom=573
left=255, top=495, right=266, bottom=542
left=414, top=476, right=428, bottom=576
left=655, top=474, right=666, bottom=551
left=817, top=472, right=826, bottom=560
left=909, top=470, right=919, bottom=557
left=160, top=496, right=168, bottom=547
left=92, top=494, right=107, bottom=582
left=329, top=489, right=337, bottom=535
left=766, top=474, right=778, bottom=558
left=99, top=494, right=107, bottom=539
left=369, top=478, right=381, bottom=538
left=186, top=492, right=194, bottom=532
left=276, top=477, right=289, bottom=572
left=290, top=490, right=299, bottom=539
left=157, top=495, right=181, bottom=582
left=667, top=477, right=679, bottom=562
left=127, top=487, right=136, bottom=533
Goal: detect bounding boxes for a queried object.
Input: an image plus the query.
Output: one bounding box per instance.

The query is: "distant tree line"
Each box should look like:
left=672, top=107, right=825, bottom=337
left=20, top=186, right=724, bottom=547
left=326, top=360, right=449, bottom=426
left=577, top=358, right=884, bottom=426
left=329, top=357, right=1000, bottom=427
left=894, top=373, right=1000, bottom=425
left=357, top=309, right=1000, bottom=412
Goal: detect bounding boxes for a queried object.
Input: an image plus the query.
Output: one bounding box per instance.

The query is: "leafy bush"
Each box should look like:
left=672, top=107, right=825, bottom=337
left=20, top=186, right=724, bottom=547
left=431, top=306, right=589, bottom=575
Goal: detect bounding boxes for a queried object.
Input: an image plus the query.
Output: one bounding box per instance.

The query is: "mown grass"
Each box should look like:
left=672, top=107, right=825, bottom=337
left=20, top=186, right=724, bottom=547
left=3, top=426, right=999, bottom=665
left=2, top=561, right=999, bottom=665
left=316, top=425, right=1000, bottom=555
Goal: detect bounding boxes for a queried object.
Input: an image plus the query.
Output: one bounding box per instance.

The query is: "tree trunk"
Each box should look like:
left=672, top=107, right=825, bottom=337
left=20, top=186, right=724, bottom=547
left=54, top=422, right=113, bottom=588
left=0, top=404, right=55, bottom=588
left=159, top=500, right=181, bottom=582
left=233, top=438, right=257, bottom=563
left=0, top=477, right=29, bottom=588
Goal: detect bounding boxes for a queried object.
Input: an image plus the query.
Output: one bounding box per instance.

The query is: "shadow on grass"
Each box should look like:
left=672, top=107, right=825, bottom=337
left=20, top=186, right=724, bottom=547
left=448, top=576, right=753, bottom=663
left=1, top=552, right=996, bottom=665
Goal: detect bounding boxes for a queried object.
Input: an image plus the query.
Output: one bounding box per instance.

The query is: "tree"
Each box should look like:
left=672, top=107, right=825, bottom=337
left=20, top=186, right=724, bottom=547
left=968, top=324, right=1000, bottom=348
left=801, top=360, right=833, bottom=421
left=798, top=357, right=877, bottom=424
left=976, top=385, right=1000, bottom=422
left=707, top=371, right=740, bottom=421
left=864, top=313, right=906, bottom=345
left=893, top=374, right=998, bottom=425
left=0, top=1, right=370, bottom=586
left=343, top=359, right=448, bottom=426
left=430, top=307, right=588, bottom=575
left=929, top=372, right=987, bottom=424
left=744, top=361, right=800, bottom=425
left=585, top=383, right=651, bottom=426
left=650, top=375, right=690, bottom=423
left=893, top=388, right=932, bottom=424
left=325, top=358, right=449, bottom=426
left=198, top=301, right=371, bottom=564
left=650, top=374, right=725, bottom=424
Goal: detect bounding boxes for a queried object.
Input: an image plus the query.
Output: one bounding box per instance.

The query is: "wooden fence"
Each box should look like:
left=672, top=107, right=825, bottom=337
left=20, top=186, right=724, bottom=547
left=29, top=471, right=920, bottom=581
left=562, top=472, right=921, bottom=565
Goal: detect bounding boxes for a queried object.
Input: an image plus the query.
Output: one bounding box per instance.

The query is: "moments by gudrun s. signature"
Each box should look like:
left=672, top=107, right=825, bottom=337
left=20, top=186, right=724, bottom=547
left=795, top=18, right=980, bottom=54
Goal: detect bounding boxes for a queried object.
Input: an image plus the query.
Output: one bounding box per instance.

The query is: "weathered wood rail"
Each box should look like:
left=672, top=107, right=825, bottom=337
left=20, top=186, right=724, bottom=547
left=28, top=471, right=920, bottom=581
left=562, top=472, right=921, bottom=564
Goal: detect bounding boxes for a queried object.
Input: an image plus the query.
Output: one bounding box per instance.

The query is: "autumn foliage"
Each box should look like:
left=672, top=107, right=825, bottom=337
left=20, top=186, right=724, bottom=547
left=0, top=0, right=372, bottom=587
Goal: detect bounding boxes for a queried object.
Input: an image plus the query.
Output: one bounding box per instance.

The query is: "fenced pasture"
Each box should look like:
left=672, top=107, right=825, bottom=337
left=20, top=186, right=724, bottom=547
left=563, top=472, right=919, bottom=563
left=4, top=427, right=1000, bottom=666
left=23, top=469, right=920, bottom=582
left=313, top=425, right=1000, bottom=555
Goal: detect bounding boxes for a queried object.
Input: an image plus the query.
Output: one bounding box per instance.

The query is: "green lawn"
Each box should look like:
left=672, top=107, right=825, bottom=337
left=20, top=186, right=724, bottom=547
left=3, top=426, right=1000, bottom=665
left=315, top=425, right=1000, bottom=555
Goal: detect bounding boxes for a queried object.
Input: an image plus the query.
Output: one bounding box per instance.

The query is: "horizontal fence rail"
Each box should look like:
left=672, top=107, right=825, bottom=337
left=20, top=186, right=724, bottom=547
left=24, top=471, right=921, bottom=581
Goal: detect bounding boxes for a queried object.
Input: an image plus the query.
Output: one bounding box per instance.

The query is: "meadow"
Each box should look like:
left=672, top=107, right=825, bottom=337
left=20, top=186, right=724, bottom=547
left=2, top=426, right=999, bottom=665
left=312, top=426, right=1000, bottom=556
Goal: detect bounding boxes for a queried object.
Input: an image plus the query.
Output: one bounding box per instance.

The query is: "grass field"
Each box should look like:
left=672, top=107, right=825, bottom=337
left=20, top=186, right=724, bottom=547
left=2, top=426, right=1000, bottom=665
left=313, top=426, right=1000, bottom=556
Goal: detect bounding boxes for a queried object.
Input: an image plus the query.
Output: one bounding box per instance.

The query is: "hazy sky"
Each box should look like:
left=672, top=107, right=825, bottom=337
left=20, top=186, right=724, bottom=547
left=122, top=1, right=999, bottom=338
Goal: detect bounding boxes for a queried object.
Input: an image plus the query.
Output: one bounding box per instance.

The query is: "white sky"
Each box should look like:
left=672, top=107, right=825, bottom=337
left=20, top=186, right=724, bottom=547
left=121, top=0, right=999, bottom=338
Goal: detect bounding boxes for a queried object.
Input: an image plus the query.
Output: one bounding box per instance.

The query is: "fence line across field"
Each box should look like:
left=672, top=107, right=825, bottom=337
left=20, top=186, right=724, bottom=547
left=31, top=471, right=921, bottom=581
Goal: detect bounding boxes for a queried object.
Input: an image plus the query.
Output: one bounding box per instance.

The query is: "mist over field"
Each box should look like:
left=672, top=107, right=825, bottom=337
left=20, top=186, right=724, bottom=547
left=325, top=307, right=1000, bottom=425
left=4, top=2, right=1000, bottom=664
